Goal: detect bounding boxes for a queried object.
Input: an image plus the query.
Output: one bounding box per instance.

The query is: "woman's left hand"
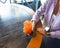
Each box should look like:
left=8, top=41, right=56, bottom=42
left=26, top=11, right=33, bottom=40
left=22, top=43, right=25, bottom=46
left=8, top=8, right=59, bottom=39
left=36, top=28, right=47, bottom=36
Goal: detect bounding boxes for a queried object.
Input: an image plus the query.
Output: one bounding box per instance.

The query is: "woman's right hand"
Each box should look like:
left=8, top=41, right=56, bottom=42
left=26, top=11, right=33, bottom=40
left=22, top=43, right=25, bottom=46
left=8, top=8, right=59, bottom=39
left=31, top=21, right=37, bottom=37
left=32, top=21, right=36, bottom=31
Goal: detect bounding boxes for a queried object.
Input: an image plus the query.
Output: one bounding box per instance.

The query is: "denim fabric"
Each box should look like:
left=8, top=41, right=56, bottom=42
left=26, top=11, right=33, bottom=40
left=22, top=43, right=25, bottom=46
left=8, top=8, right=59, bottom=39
left=41, top=36, right=60, bottom=48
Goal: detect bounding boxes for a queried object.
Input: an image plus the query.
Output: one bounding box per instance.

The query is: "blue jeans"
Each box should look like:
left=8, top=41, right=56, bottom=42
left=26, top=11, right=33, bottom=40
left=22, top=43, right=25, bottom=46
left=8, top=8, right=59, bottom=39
left=41, top=37, right=60, bottom=48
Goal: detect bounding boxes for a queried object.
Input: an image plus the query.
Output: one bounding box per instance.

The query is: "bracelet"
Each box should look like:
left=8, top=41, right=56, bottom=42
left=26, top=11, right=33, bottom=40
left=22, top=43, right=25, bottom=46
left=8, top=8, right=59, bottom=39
left=47, top=32, right=51, bottom=37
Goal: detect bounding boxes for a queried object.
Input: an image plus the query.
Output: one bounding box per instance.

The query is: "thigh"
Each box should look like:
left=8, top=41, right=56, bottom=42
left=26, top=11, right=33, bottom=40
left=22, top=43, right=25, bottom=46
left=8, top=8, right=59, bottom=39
left=41, top=36, right=60, bottom=48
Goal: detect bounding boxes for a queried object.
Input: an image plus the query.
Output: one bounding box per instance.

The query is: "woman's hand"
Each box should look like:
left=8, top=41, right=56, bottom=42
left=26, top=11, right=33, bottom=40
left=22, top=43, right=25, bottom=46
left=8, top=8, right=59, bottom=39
left=37, top=28, right=47, bottom=36
left=31, top=21, right=36, bottom=30
left=31, top=21, right=37, bottom=37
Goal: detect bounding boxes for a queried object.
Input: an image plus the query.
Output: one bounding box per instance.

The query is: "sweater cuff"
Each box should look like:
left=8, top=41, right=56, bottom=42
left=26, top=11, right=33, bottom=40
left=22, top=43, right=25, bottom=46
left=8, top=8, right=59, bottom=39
left=50, top=32, right=56, bottom=38
left=31, top=18, right=38, bottom=23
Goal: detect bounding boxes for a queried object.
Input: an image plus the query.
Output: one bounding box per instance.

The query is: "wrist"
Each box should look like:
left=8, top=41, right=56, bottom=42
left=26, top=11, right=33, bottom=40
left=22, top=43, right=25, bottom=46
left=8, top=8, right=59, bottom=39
left=50, top=32, right=56, bottom=38
left=46, top=32, right=51, bottom=37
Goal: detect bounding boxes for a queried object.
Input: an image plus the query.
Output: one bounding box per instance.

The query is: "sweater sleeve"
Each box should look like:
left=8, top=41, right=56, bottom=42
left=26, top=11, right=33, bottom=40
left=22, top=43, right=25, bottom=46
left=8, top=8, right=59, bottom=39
left=50, top=30, right=60, bottom=39
left=31, top=0, right=48, bottom=22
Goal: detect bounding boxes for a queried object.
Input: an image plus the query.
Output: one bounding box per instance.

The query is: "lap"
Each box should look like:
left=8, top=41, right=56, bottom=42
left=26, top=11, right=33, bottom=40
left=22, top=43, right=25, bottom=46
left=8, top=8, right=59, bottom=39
left=41, top=36, right=60, bottom=48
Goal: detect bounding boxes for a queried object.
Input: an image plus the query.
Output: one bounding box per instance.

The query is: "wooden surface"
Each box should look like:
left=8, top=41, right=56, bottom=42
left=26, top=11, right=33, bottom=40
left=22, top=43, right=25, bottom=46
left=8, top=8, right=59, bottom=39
left=27, top=20, right=42, bottom=48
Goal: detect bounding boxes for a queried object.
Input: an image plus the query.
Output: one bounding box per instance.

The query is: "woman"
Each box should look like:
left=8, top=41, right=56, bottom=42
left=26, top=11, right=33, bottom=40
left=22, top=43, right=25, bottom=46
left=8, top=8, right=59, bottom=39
left=31, top=0, right=60, bottom=48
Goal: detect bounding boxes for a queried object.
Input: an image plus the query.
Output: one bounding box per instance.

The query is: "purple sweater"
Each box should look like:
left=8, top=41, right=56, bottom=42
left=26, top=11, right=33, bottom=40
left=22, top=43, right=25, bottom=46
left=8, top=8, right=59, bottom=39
left=31, top=0, right=60, bottom=39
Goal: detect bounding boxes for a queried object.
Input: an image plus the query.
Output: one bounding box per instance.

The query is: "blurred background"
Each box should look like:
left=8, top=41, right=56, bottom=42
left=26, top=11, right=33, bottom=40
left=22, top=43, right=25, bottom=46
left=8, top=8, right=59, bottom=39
left=0, top=0, right=46, bottom=48
left=0, top=0, right=46, bottom=11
